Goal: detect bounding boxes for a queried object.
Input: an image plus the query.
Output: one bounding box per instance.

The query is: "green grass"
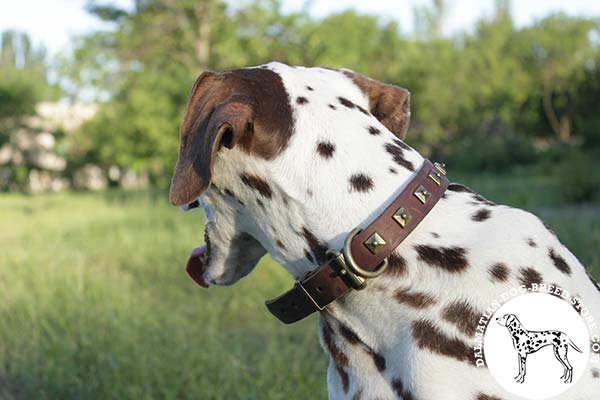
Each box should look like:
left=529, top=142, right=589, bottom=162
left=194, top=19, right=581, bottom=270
left=0, top=191, right=325, bottom=400
left=0, top=184, right=598, bottom=399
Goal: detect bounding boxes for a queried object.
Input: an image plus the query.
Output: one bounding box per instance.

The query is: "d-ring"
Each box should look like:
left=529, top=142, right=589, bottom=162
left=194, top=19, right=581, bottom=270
left=342, top=228, right=388, bottom=279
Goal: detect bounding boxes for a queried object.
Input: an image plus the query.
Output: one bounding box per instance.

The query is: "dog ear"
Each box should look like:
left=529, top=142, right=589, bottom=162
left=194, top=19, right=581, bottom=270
left=343, top=70, right=411, bottom=139
left=169, top=76, right=254, bottom=206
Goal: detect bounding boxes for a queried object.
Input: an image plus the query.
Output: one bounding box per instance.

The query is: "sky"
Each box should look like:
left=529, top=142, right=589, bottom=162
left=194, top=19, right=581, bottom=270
left=1, top=0, right=599, bottom=57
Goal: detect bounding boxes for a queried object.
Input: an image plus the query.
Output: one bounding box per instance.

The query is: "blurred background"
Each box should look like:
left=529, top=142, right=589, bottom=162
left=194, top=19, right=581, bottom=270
left=0, top=0, right=599, bottom=398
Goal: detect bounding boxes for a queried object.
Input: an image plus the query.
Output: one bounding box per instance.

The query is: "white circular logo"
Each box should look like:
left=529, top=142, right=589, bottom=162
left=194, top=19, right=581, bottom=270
left=483, top=293, right=590, bottom=399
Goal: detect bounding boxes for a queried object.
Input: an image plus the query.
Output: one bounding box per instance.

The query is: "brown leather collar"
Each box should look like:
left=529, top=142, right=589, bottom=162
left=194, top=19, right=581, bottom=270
left=265, top=160, right=449, bottom=324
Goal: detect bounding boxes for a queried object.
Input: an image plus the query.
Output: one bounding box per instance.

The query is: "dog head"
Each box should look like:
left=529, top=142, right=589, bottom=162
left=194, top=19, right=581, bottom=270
left=170, top=62, right=413, bottom=286
left=496, top=313, right=520, bottom=328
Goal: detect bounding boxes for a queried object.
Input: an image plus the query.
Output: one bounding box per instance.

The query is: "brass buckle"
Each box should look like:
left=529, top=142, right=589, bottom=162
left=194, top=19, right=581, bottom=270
left=326, top=228, right=388, bottom=290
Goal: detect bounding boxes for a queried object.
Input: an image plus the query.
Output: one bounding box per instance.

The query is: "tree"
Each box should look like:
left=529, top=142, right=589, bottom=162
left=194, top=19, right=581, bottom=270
left=63, top=0, right=600, bottom=181
left=518, top=14, right=597, bottom=142
left=0, top=31, right=53, bottom=120
left=65, top=0, right=227, bottom=178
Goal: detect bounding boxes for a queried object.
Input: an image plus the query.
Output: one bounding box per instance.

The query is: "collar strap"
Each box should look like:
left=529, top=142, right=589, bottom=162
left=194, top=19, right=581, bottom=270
left=265, top=159, right=449, bottom=324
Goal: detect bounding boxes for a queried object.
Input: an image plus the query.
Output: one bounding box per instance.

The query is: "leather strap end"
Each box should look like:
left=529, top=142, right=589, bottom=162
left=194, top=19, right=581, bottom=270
left=265, top=285, right=318, bottom=324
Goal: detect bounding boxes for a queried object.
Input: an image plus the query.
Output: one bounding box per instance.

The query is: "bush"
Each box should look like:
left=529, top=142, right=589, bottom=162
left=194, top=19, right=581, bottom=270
left=555, top=150, right=600, bottom=202
left=446, top=132, right=538, bottom=173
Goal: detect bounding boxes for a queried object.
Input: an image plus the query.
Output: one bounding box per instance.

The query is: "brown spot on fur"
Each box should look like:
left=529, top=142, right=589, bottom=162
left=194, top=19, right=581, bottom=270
left=368, top=126, right=381, bottom=135
left=338, top=96, right=355, bottom=109
left=527, top=238, right=537, bottom=247
left=304, top=249, right=314, bottom=263
left=389, top=167, right=397, bottom=174
left=543, top=221, right=556, bottom=236
left=384, top=142, right=415, bottom=171
left=431, top=232, right=440, bottom=238
left=391, top=378, right=415, bottom=400
left=337, top=367, right=349, bottom=393
left=447, top=184, right=474, bottom=193
left=415, top=245, right=469, bottom=273
left=370, top=352, right=386, bottom=372
left=338, top=322, right=386, bottom=372
left=240, top=173, right=273, bottom=198
left=306, top=85, right=314, bottom=91
left=592, top=368, right=599, bottom=378
left=391, top=378, right=403, bottom=397
left=393, top=138, right=411, bottom=151
left=385, top=252, right=408, bottom=277
left=349, top=173, right=374, bottom=193
left=338, top=323, right=361, bottom=345
left=441, top=300, right=481, bottom=336
left=301, top=227, right=328, bottom=265
left=472, top=208, right=491, bottom=222
left=329, top=104, right=336, bottom=110
left=223, top=188, right=243, bottom=205
left=351, top=388, right=363, bottom=400
left=256, top=198, right=265, bottom=209
left=276, top=240, right=286, bottom=250
left=296, top=96, right=308, bottom=105
left=411, top=319, right=477, bottom=364
left=549, top=248, right=572, bottom=275
left=321, top=319, right=349, bottom=393
left=321, top=321, right=348, bottom=368
left=489, top=263, right=509, bottom=283
left=356, top=104, right=369, bottom=115
left=519, top=267, right=543, bottom=288
left=316, top=141, right=335, bottom=159
left=395, top=288, right=436, bottom=309
left=475, top=394, right=503, bottom=400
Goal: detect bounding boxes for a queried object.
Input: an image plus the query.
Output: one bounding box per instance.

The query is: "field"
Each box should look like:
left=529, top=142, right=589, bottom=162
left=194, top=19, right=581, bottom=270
left=1, top=174, right=599, bottom=400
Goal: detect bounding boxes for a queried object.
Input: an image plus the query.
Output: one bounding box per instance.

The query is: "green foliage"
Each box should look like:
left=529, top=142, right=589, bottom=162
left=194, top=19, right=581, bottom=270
left=0, top=72, right=38, bottom=119
left=555, top=149, right=600, bottom=202
left=64, top=1, right=600, bottom=183
left=446, top=131, right=537, bottom=173
left=0, top=31, right=56, bottom=120
left=573, top=53, right=600, bottom=147
left=3, top=1, right=600, bottom=192
left=515, top=14, right=597, bottom=142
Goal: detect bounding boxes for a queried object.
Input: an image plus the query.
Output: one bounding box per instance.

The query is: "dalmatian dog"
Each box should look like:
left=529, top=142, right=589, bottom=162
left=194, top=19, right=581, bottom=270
left=496, top=313, right=583, bottom=384
left=169, top=62, right=600, bottom=399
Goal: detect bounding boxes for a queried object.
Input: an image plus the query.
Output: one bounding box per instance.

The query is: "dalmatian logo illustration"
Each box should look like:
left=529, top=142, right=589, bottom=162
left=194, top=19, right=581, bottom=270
left=496, top=313, right=583, bottom=384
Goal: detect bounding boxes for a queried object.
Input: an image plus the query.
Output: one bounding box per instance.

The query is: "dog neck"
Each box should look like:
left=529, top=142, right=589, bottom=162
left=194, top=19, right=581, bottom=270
left=258, top=130, right=425, bottom=279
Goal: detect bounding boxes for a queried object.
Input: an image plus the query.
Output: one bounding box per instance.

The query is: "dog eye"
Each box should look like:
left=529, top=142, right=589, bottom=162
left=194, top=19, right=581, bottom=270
left=183, top=199, right=200, bottom=211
